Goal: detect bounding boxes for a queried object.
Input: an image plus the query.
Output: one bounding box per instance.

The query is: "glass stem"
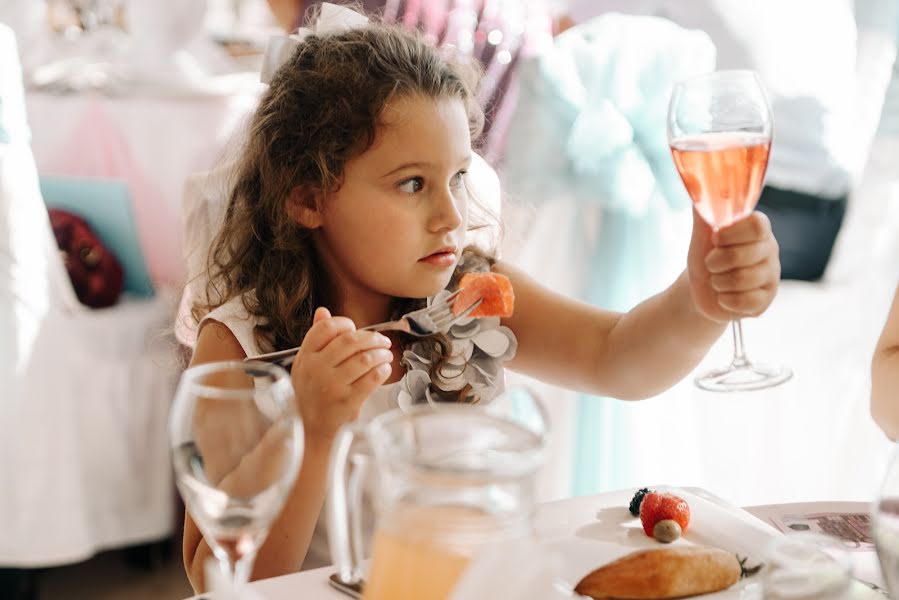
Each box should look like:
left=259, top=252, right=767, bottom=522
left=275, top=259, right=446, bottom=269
left=243, top=553, right=259, bottom=586
left=216, top=548, right=258, bottom=589
left=233, top=550, right=257, bottom=586
left=731, top=319, right=750, bottom=368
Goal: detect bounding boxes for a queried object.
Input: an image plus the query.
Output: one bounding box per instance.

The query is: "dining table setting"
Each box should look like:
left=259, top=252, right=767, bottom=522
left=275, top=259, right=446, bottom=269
left=186, top=485, right=888, bottom=599
left=174, top=356, right=890, bottom=600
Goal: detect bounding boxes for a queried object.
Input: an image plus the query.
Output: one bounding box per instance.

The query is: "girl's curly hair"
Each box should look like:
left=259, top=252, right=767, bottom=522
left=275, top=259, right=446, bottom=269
left=193, top=9, right=498, bottom=403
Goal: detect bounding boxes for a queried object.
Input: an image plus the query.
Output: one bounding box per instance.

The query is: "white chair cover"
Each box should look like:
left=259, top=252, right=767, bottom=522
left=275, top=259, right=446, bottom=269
left=0, top=24, right=179, bottom=566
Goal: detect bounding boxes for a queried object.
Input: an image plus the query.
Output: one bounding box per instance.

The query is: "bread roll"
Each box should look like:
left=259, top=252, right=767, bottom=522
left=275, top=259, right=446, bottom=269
left=574, top=546, right=741, bottom=599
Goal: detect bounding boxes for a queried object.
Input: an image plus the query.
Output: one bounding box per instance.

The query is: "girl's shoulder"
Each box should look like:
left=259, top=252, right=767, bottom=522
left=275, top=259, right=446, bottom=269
left=200, top=292, right=265, bottom=357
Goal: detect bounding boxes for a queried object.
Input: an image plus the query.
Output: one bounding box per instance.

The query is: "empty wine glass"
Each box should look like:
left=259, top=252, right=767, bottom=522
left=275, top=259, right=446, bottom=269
left=169, top=360, right=303, bottom=592
left=668, top=70, right=793, bottom=392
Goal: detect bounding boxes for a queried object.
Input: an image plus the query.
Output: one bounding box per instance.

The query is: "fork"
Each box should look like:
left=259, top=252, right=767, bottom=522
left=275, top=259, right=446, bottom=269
left=328, top=573, right=364, bottom=598
left=249, top=290, right=482, bottom=367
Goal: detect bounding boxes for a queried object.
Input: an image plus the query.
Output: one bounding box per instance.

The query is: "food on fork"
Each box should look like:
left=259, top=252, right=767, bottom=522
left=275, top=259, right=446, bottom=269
left=574, top=546, right=742, bottom=599
left=629, top=488, right=691, bottom=539
left=454, top=272, right=514, bottom=318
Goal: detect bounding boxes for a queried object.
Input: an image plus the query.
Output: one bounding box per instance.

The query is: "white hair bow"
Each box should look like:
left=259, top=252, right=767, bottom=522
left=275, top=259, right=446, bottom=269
left=260, top=2, right=370, bottom=84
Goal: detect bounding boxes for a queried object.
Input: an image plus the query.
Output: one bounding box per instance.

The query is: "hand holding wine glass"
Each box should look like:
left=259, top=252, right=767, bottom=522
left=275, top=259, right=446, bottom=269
left=685, top=202, right=780, bottom=323
left=669, top=70, right=792, bottom=392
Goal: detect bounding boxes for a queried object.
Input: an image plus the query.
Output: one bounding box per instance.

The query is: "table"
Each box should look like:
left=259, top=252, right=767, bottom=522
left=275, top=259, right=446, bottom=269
left=188, top=489, right=887, bottom=599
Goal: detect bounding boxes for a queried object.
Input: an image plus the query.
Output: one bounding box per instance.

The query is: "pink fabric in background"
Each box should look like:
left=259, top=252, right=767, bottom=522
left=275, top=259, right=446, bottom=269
left=27, top=87, right=260, bottom=290
left=43, top=97, right=176, bottom=288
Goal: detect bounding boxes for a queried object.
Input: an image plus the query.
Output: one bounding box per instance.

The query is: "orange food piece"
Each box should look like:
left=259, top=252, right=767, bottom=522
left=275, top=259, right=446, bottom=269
left=454, top=272, right=514, bottom=318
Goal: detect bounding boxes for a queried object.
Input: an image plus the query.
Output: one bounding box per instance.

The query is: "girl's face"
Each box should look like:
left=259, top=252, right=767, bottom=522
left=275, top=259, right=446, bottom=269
left=312, top=95, right=472, bottom=309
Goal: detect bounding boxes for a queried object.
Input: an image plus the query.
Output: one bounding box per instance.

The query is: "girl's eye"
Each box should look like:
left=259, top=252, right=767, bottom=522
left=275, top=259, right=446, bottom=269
left=398, top=177, right=424, bottom=194
left=450, top=170, right=467, bottom=189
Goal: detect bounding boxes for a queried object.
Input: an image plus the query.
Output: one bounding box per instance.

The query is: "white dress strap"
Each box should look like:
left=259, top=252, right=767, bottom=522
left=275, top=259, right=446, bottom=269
left=199, top=294, right=264, bottom=357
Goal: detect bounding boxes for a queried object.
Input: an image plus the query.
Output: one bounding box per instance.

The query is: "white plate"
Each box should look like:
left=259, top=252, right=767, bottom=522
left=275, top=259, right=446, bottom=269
left=534, top=487, right=779, bottom=598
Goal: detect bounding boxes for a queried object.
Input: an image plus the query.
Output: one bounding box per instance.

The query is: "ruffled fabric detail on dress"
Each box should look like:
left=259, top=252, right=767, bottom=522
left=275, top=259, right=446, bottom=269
left=391, top=252, right=517, bottom=408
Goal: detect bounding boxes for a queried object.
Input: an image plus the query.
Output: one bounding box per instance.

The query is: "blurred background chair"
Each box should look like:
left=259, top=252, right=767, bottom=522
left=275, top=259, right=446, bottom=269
left=0, top=21, right=179, bottom=587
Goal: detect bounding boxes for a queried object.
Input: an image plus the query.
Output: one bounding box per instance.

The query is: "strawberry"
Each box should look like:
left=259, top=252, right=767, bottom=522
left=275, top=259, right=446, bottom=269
left=638, top=492, right=690, bottom=537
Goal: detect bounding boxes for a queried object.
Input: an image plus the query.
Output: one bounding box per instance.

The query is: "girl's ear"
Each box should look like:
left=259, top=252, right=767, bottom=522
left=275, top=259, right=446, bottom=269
left=286, top=187, right=323, bottom=229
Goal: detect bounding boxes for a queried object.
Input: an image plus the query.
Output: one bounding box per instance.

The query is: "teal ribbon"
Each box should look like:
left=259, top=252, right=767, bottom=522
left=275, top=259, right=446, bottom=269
left=572, top=203, right=673, bottom=495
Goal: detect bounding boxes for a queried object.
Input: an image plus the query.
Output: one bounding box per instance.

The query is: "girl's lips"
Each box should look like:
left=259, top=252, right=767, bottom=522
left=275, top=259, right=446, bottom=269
left=419, top=252, right=457, bottom=268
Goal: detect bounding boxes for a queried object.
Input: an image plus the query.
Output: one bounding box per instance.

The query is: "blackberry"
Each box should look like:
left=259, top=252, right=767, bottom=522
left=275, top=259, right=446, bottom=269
left=629, top=487, right=651, bottom=516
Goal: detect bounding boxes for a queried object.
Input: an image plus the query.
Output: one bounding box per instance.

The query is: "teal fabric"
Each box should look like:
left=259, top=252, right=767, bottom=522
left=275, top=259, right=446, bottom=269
left=501, top=14, right=717, bottom=495
left=39, top=176, right=155, bottom=297
left=504, top=15, right=715, bottom=215
left=572, top=208, right=671, bottom=495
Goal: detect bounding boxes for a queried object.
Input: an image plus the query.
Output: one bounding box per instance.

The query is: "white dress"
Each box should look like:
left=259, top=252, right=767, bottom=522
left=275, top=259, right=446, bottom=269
left=199, top=262, right=518, bottom=569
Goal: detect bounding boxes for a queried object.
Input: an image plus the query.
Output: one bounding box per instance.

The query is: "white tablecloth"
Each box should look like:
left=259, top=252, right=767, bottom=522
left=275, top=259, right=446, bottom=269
left=187, top=489, right=885, bottom=599
left=25, top=83, right=261, bottom=289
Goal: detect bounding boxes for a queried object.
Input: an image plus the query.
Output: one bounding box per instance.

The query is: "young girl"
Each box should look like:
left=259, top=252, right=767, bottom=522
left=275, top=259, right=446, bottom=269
left=184, top=3, right=782, bottom=591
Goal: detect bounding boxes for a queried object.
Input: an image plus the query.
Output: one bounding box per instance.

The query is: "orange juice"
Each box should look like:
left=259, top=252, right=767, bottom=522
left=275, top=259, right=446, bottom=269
left=363, top=529, right=472, bottom=600
left=362, top=506, right=502, bottom=600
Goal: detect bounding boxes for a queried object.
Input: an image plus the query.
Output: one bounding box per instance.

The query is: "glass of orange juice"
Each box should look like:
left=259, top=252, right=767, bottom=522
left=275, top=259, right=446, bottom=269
left=327, top=399, right=547, bottom=600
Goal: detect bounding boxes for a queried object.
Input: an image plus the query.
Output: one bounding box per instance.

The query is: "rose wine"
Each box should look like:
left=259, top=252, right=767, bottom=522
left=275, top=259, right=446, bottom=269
left=670, top=132, right=771, bottom=229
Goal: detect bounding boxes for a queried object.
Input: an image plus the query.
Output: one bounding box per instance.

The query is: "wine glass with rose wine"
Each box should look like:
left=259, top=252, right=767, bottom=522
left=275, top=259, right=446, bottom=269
left=668, top=70, right=792, bottom=392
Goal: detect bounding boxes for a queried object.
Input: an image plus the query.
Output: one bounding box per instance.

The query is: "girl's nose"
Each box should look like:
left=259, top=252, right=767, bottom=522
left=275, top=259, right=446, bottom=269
left=427, top=185, right=465, bottom=233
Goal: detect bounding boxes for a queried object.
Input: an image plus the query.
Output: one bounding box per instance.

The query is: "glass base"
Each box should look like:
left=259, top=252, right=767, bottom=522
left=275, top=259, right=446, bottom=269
left=695, top=361, right=793, bottom=392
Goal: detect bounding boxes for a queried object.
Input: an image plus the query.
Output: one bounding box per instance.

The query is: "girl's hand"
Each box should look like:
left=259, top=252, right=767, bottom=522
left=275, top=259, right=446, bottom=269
left=687, top=208, right=781, bottom=323
left=290, top=307, right=393, bottom=442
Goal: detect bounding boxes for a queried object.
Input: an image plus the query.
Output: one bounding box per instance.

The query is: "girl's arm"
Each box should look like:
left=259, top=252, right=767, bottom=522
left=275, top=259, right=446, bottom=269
left=872, top=285, right=899, bottom=440
left=182, top=321, right=334, bottom=592
left=499, top=264, right=725, bottom=400
left=501, top=209, right=780, bottom=400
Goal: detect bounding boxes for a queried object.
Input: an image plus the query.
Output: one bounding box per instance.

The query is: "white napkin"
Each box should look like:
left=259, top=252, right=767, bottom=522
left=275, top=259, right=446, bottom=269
left=448, top=538, right=580, bottom=600
left=667, top=489, right=863, bottom=599
left=667, top=487, right=782, bottom=564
